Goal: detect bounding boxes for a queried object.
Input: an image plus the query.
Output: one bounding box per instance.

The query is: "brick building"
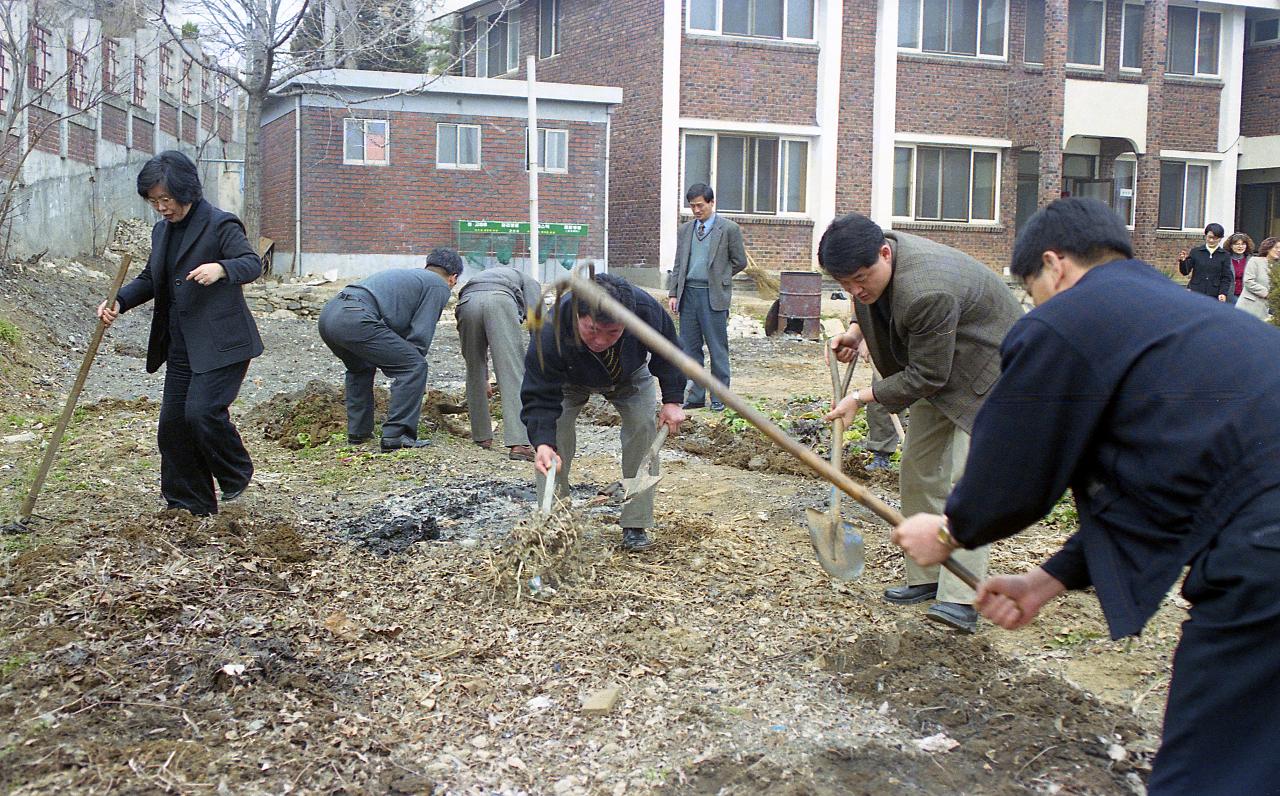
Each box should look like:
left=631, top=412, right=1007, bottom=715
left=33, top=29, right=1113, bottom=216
left=447, top=0, right=1280, bottom=278
left=1238, top=7, right=1280, bottom=245
left=257, top=69, right=620, bottom=277
left=4, top=3, right=244, bottom=258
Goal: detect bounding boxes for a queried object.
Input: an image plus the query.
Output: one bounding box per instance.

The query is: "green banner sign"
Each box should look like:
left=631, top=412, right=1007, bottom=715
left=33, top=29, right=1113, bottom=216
left=458, top=220, right=588, bottom=236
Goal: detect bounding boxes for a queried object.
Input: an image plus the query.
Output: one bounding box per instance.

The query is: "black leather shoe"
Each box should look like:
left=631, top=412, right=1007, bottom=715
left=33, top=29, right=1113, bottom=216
left=347, top=434, right=371, bottom=445
left=927, top=601, right=978, bottom=634
left=682, top=401, right=706, bottom=410
left=883, top=583, right=938, bottom=605
left=621, top=528, right=652, bottom=551
left=709, top=403, right=726, bottom=412
left=380, top=435, right=432, bottom=452
left=221, top=481, right=250, bottom=503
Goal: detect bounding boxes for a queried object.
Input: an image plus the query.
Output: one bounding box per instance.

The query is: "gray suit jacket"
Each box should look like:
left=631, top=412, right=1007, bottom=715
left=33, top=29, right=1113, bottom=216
left=1237, top=256, right=1271, bottom=320
left=856, top=231, right=1024, bottom=433
left=667, top=215, right=747, bottom=313
left=457, top=266, right=542, bottom=322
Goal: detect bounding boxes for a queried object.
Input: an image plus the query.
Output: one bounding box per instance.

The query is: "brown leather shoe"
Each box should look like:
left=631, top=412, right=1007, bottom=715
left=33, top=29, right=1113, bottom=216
left=508, top=445, right=535, bottom=461
left=474, top=439, right=493, bottom=450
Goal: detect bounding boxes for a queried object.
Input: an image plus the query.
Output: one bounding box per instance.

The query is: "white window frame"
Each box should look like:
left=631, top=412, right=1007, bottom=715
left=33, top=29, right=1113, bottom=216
left=897, top=0, right=1010, bottom=61
left=1066, top=0, right=1106, bottom=69
left=1113, top=154, right=1137, bottom=229
left=436, top=123, right=481, bottom=170
left=1158, top=159, right=1211, bottom=231
left=1166, top=5, right=1220, bottom=78
left=343, top=118, right=390, bottom=166
left=477, top=8, right=520, bottom=77
left=525, top=127, right=569, bottom=173
left=1249, top=15, right=1280, bottom=46
left=539, top=0, right=561, bottom=58
left=680, top=130, right=811, bottom=217
left=891, top=143, right=1002, bottom=225
left=685, top=0, right=817, bottom=43
left=1119, top=2, right=1144, bottom=72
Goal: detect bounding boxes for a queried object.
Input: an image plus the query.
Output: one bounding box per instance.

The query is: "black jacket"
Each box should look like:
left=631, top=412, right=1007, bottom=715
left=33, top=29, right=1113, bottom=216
left=521, top=285, right=684, bottom=450
left=946, top=259, right=1280, bottom=639
left=116, top=200, right=264, bottom=374
left=1178, top=244, right=1233, bottom=299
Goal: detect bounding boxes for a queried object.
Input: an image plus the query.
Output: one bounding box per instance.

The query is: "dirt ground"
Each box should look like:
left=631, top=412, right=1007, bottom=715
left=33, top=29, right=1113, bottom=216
left=0, top=256, right=1180, bottom=795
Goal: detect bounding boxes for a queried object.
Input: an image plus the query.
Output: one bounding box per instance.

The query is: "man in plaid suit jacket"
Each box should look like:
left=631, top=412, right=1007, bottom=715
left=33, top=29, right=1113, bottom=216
left=820, top=213, right=1024, bottom=633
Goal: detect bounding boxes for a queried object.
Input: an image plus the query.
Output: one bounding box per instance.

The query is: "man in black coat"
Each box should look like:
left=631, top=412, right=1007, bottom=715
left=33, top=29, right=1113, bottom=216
left=1176, top=222, right=1233, bottom=301
left=892, top=198, right=1280, bottom=795
left=98, top=151, right=262, bottom=515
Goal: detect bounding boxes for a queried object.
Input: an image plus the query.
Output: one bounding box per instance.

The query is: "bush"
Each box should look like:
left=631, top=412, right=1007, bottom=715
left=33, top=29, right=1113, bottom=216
left=0, top=318, right=20, bottom=347
left=1269, top=262, right=1280, bottom=327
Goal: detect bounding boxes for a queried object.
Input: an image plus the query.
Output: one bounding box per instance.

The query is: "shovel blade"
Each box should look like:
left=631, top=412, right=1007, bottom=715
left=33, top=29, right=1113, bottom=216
left=805, top=509, right=865, bottom=581
left=620, top=474, right=663, bottom=501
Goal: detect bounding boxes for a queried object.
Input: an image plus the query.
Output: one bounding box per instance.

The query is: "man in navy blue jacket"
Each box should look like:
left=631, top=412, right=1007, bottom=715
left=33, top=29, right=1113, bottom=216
left=522, top=273, right=686, bottom=551
left=892, top=198, right=1280, bottom=795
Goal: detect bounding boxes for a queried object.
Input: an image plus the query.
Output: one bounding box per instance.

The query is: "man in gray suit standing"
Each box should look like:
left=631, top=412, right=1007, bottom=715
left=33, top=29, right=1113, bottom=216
left=668, top=184, right=747, bottom=411
left=820, top=213, right=1023, bottom=633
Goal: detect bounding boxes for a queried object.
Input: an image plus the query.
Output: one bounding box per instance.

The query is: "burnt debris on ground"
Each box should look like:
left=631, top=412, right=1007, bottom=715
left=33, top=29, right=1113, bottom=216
left=337, top=480, right=537, bottom=554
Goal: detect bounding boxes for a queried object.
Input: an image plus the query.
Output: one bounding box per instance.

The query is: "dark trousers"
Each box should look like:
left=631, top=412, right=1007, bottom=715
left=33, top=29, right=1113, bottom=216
left=159, top=332, right=252, bottom=515
left=1148, top=487, right=1280, bottom=795
left=318, top=293, right=427, bottom=441
left=678, top=285, right=730, bottom=408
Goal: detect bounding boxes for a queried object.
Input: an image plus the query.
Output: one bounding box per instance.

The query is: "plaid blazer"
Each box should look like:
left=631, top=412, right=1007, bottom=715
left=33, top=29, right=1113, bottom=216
left=855, top=231, right=1024, bottom=433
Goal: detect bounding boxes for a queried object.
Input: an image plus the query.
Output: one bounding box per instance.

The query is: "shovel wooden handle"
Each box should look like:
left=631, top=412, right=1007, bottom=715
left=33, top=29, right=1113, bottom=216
left=564, top=271, right=980, bottom=591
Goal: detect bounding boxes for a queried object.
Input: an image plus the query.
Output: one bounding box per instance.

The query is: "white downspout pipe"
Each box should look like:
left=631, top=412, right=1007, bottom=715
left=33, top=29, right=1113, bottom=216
left=527, top=56, right=540, bottom=280
left=294, top=93, right=303, bottom=277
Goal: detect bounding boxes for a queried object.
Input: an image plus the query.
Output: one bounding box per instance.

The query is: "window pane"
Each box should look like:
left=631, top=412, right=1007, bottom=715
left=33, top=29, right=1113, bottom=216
left=916, top=147, right=942, bottom=219
left=899, top=0, right=921, bottom=47
left=754, top=0, right=784, bottom=37
left=507, top=14, right=520, bottom=67
left=723, top=0, right=750, bottom=34
left=1184, top=164, right=1207, bottom=229
left=753, top=137, right=779, bottom=213
left=437, top=124, right=458, bottom=165
left=941, top=147, right=971, bottom=220
left=540, top=0, right=557, bottom=56
left=1067, top=0, right=1103, bottom=65
left=459, top=126, right=479, bottom=165
left=1198, top=12, right=1220, bottom=74
left=345, top=120, right=364, bottom=161
left=1063, top=154, right=1095, bottom=178
left=685, top=134, right=713, bottom=188
left=949, top=0, right=979, bottom=55
left=893, top=147, right=913, bottom=217
left=1121, top=4, right=1143, bottom=68
left=922, top=0, right=948, bottom=51
left=971, top=151, right=997, bottom=220
left=1158, top=160, right=1186, bottom=229
left=366, top=123, right=387, bottom=161
left=690, top=0, right=717, bottom=30
left=1024, top=0, right=1044, bottom=62
left=1167, top=6, right=1197, bottom=75
left=486, top=15, right=505, bottom=75
left=782, top=140, right=807, bottom=212
left=548, top=130, right=567, bottom=170
left=786, top=0, right=814, bottom=38
left=717, top=136, right=746, bottom=211
left=979, top=0, right=1004, bottom=55
left=1114, top=159, right=1135, bottom=225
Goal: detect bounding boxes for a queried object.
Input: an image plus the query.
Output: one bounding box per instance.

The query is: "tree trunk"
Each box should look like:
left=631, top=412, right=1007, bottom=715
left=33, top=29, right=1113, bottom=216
left=241, top=91, right=264, bottom=253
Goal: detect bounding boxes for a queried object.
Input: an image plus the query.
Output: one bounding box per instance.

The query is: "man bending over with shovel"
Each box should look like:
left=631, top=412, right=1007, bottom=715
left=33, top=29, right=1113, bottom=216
left=820, top=213, right=1023, bottom=633
left=521, top=273, right=686, bottom=551
left=893, top=198, right=1280, bottom=794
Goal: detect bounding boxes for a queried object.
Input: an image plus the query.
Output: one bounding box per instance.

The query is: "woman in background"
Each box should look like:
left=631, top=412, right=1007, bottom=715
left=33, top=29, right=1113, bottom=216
left=1237, top=236, right=1274, bottom=321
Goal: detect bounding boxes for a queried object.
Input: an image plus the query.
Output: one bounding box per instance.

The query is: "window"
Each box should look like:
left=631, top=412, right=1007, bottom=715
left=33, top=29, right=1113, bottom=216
left=437, top=123, right=481, bottom=169
left=477, top=10, right=519, bottom=77
left=0, top=48, right=9, bottom=105
left=218, top=74, right=232, bottom=107
left=67, top=48, right=88, bottom=109
left=682, top=132, right=809, bottom=214
left=1024, top=0, right=1044, bottom=63
left=343, top=119, right=389, bottom=165
left=181, top=60, right=193, bottom=104
left=201, top=68, right=209, bottom=103
left=687, top=0, right=816, bottom=41
left=892, top=144, right=1000, bottom=223
left=1120, top=3, right=1143, bottom=70
left=28, top=24, right=50, bottom=90
left=1251, top=17, right=1279, bottom=46
left=1167, top=6, right=1219, bottom=76
left=526, top=127, right=568, bottom=173
left=1113, top=156, right=1136, bottom=227
left=1067, top=0, right=1104, bottom=66
left=133, top=55, right=146, bottom=105
left=103, top=38, right=119, bottom=93
left=899, top=0, right=1007, bottom=58
left=159, top=46, right=174, bottom=94
left=539, top=0, right=561, bottom=58
left=1158, top=160, right=1208, bottom=229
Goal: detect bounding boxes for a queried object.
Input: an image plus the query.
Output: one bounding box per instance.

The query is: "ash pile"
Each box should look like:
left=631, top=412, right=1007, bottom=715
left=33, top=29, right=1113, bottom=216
left=338, top=480, right=537, bottom=555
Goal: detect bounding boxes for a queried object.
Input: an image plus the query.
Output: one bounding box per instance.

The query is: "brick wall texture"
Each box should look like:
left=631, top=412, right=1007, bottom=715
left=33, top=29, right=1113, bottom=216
left=1241, top=43, right=1280, bottom=137
left=133, top=116, right=155, bottom=154
left=260, top=112, right=296, bottom=250
left=67, top=121, right=95, bottom=163
left=29, top=107, right=61, bottom=154
left=182, top=111, right=198, bottom=145
left=102, top=104, right=128, bottom=147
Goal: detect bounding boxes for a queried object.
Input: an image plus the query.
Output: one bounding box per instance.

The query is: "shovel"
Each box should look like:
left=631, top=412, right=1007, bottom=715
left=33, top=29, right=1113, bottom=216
left=805, top=352, right=865, bottom=580
left=538, top=459, right=558, bottom=519
left=560, top=270, right=980, bottom=590
left=619, top=424, right=669, bottom=501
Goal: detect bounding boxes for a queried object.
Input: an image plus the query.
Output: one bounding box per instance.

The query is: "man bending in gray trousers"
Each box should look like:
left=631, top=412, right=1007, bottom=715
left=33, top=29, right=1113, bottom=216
left=318, top=248, right=462, bottom=452
left=456, top=266, right=542, bottom=461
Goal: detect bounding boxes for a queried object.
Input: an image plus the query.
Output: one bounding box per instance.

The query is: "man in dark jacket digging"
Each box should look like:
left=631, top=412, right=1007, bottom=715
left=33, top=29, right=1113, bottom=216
left=893, top=198, right=1280, bottom=795
left=521, top=273, right=686, bottom=551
